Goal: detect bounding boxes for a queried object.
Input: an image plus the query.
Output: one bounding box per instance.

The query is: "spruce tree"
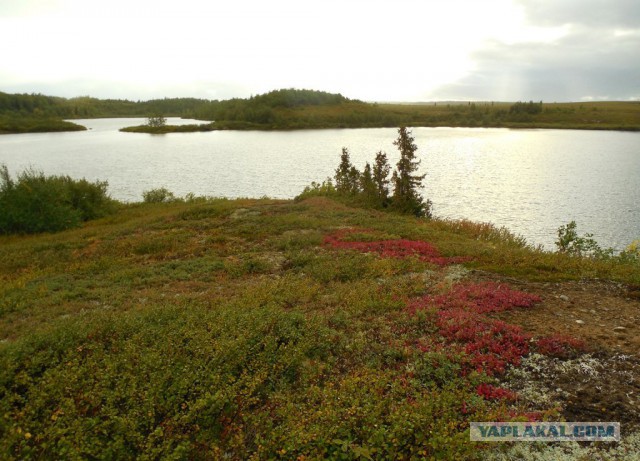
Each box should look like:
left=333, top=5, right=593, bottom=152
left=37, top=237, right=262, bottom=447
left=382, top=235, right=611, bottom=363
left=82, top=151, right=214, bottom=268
left=335, top=148, right=353, bottom=194
left=348, top=166, right=360, bottom=195
left=372, top=151, right=391, bottom=207
left=359, top=162, right=377, bottom=205
left=334, top=148, right=360, bottom=195
left=391, top=127, right=430, bottom=217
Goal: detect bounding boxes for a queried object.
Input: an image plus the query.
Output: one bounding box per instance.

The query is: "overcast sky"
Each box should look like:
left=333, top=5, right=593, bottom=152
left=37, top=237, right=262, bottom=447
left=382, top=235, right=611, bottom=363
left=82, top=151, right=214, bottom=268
left=1, top=0, right=638, bottom=102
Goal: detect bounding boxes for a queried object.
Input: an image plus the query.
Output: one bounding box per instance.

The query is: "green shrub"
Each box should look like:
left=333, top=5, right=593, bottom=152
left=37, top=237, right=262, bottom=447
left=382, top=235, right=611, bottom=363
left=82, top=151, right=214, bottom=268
left=0, top=165, right=115, bottom=234
left=555, top=221, right=617, bottom=259
left=63, top=176, right=113, bottom=221
left=294, top=179, right=337, bottom=201
left=142, top=187, right=176, bottom=203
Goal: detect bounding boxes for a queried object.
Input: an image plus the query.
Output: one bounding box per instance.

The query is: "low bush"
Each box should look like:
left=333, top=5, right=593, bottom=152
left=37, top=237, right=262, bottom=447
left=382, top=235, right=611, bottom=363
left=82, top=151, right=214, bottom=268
left=142, top=187, right=176, bottom=203
left=555, top=220, right=605, bottom=257
left=0, top=165, right=115, bottom=234
left=294, top=179, right=338, bottom=201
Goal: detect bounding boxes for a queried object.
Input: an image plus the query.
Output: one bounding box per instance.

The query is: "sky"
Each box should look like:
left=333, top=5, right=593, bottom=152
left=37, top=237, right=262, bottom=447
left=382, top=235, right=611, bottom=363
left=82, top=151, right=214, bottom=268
left=1, top=0, right=639, bottom=102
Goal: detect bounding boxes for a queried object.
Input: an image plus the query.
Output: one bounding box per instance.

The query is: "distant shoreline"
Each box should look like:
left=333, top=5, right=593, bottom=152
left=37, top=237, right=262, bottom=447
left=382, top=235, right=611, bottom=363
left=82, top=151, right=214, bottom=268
left=118, top=120, right=640, bottom=134
left=2, top=89, right=639, bottom=134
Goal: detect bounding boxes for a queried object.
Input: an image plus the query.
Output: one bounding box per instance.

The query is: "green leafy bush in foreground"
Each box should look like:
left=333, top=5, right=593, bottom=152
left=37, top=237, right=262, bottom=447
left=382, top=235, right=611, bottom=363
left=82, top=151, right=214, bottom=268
left=556, top=220, right=640, bottom=263
left=0, top=165, right=115, bottom=234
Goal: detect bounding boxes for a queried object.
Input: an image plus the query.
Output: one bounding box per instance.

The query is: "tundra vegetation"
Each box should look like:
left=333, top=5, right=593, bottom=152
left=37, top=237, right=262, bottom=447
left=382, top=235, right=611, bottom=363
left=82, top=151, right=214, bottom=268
left=1, top=156, right=639, bottom=458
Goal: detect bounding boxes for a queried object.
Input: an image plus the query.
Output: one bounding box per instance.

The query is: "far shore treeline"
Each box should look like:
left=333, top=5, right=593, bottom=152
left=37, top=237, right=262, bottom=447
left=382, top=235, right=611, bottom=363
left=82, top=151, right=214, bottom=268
left=1, top=89, right=640, bottom=134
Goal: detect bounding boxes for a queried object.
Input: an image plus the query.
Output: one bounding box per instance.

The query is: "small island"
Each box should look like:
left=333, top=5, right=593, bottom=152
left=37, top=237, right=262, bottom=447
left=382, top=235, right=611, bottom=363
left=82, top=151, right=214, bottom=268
left=119, top=122, right=217, bottom=134
left=0, top=115, right=87, bottom=134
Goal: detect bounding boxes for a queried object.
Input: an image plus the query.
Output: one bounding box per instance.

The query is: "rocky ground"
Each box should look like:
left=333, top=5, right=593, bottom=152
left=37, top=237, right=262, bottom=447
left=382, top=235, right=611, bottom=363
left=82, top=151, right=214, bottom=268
left=475, top=271, right=640, bottom=432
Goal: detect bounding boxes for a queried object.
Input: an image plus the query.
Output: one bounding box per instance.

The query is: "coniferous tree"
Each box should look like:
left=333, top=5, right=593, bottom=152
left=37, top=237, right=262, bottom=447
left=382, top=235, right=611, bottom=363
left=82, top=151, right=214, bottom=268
left=335, top=148, right=353, bottom=194
left=391, top=127, right=430, bottom=217
left=334, top=148, right=360, bottom=195
left=359, top=162, right=377, bottom=205
left=390, top=170, right=399, bottom=199
left=348, top=166, right=360, bottom=195
left=372, top=151, right=391, bottom=206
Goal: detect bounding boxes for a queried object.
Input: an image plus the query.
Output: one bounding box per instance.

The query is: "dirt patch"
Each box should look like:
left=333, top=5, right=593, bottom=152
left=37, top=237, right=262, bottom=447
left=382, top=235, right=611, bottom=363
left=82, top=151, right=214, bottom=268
left=468, top=271, right=640, bottom=430
left=492, top=277, right=640, bottom=355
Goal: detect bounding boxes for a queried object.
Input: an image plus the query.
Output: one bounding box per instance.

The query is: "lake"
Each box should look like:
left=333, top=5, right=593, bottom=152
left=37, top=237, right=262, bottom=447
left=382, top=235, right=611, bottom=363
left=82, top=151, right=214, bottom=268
left=0, top=118, right=638, bottom=251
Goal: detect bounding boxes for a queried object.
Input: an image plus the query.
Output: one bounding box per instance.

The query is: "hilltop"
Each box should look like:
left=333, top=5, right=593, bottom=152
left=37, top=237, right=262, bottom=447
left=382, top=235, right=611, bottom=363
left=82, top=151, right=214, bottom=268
left=1, top=196, right=639, bottom=459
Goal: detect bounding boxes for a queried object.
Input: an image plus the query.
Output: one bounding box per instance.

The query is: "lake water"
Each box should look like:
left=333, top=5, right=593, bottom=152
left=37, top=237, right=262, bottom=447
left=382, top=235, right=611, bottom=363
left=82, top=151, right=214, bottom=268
left=1, top=118, right=638, bottom=251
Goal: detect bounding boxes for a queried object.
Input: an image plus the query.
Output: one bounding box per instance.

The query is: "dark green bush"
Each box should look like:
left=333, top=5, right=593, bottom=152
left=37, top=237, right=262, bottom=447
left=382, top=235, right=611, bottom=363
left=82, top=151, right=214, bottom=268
left=0, top=165, right=115, bottom=234
left=63, top=176, right=113, bottom=221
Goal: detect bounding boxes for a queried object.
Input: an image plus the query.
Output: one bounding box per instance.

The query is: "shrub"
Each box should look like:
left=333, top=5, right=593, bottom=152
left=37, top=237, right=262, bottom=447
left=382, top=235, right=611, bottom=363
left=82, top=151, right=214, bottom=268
left=63, top=176, right=112, bottom=221
left=0, top=165, right=114, bottom=234
left=556, top=221, right=593, bottom=255
left=294, top=179, right=337, bottom=201
left=555, top=220, right=610, bottom=258
left=142, top=187, right=176, bottom=203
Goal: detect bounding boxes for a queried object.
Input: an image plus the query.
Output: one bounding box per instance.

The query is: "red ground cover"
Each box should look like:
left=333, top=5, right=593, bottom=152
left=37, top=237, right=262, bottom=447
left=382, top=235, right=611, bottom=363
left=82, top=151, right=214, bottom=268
left=325, top=229, right=587, bottom=407
left=409, top=283, right=540, bottom=377
left=323, top=229, right=470, bottom=266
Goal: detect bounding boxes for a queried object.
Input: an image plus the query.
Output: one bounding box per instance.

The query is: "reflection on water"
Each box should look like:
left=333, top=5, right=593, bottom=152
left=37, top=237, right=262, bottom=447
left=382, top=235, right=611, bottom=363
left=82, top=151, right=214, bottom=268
left=0, top=119, right=638, bottom=250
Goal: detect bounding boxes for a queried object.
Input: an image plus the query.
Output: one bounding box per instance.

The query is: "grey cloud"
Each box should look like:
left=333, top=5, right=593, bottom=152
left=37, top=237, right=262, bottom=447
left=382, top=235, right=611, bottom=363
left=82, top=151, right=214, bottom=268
left=516, top=0, right=640, bottom=28
left=432, top=18, right=640, bottom=101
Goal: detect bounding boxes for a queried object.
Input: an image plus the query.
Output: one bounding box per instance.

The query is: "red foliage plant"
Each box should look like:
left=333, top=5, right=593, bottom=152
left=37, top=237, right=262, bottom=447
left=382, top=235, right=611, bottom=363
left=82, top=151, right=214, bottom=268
left=323, top=229, right=470, bottom=266
left=423, top=282, right=541, bottom=314
left=535, top=334, right=587, bottom=358
left=476, top=383, right=517, bottom=401
left=408, top=282, right=541, bottom=377
left=437, top=309, right=532, bottom=376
